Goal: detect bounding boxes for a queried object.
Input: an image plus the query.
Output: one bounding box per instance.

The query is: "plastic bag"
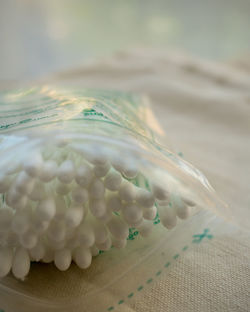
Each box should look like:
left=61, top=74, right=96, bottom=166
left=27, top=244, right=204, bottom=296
left=0, top=86, right=227, bottom=311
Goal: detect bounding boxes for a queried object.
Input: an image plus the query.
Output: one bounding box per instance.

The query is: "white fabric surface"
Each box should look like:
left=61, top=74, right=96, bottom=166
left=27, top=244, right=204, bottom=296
left=1, top=49, right=249, bottom=312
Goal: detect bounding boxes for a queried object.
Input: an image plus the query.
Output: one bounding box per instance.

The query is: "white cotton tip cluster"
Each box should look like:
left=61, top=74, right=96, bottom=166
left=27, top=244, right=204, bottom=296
left=0, top=144, right=196, bottom=280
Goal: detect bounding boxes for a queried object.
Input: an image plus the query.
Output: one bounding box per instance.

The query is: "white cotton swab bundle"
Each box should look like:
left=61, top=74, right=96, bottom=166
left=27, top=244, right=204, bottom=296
left=0, top=143, right=196, bottom=280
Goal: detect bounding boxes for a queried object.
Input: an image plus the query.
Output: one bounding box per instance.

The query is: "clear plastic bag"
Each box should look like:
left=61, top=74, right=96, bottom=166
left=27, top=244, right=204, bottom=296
left=0, top=86, right=227, bottom=311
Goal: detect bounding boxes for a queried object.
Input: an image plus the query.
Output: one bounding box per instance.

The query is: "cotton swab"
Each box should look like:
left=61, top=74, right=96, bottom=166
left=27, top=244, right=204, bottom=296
left=57, top=160, right=75, bottom=184
left=104, top=169, right=122, bottom=191
left=74, top=246, right=92, bottom=269
left=107, top=216, right=129, bottom=240
left=12, top=247, right=30, bottom=280
left=157, top=204, right=177, bottom=229
left=54, top=248, right=72, bottom=271
left=71, top=186, right=89, bottom=204
left=93, top=162, right=111, bottom=178
left=119, top=182, right=136, bottom=203
left=121, top=204, right=143, bottom=226
left=65, top=204, right=85, bottom=228
left=76, top=223, right=95, bottom=248
left=36, top=198, right=56, bottom=222
left=136, top=188, right=155, bottom=209
left=143, top=205, right=157, bottom=220
left=88, top=178, right=105, bottom=199
left=0, top=247, right=13, bottom=278
left=151, top=183, right=169, bottom=201
left=39, top=160, right=58, bottom=182
left=75, top=163, right=93, bottom=188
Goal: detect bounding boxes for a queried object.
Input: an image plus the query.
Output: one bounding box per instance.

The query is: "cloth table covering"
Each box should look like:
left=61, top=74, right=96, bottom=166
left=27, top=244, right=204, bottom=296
left=1, top=49, right=249, bottom=312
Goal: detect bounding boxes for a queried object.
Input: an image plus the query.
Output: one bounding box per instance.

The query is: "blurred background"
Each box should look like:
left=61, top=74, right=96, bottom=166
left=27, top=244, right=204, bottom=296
left=0, top=0, right=250, bottom=82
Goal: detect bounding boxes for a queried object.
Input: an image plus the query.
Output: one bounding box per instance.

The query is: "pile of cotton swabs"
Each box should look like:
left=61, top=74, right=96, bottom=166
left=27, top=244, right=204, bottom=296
left=0, top=142, right=195, bottom=280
